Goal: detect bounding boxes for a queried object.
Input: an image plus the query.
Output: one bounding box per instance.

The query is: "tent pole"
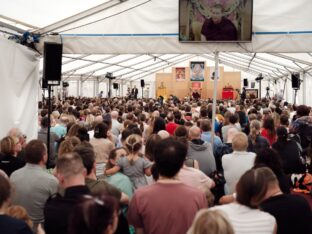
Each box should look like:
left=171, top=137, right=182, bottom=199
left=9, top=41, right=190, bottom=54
left=211, top=51, right=219, bottom=147
left=303, top=72, right=306, bottom=105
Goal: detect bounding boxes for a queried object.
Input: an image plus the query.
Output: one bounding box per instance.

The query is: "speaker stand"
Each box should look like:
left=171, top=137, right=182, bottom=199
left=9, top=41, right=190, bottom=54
left=141, top=87, right=144, bottom=99
left=294, top=89, right=298, bottom=105
left=46, top=85, right=52, bottom=169
left=265, top=90, right=270, bottom=100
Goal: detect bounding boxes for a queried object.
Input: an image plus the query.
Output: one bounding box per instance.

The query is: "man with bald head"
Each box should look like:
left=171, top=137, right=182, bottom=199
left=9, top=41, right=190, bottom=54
left=188, top=126, right=216, bottom=175
left=110, top=110, right=122, bottom=137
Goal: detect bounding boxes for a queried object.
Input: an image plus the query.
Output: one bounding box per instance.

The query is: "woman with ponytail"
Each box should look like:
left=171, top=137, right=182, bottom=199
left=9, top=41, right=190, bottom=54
left=247, top=120, right=270, bottom=155
left=105, top=134, right=152, bottom=189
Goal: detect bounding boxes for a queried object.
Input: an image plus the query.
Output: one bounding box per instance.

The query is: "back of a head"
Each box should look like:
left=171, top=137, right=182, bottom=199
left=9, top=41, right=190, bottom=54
left=189, top=126, right=201, bottom=140
left=0, top=136, right=15, bottom=155
left=124, top=134, right=142, bottom=154
left=41, top=116, right=50, bottom=128
left=110, top=110, right=118, bottom=119
left=232, top=132, right=248, bottom=151
left=200, top=119, right=211, bottom=132
left=254, top=148, right=283, bottom=175
left=68, top=194, right=119, bottom=234
left=157, top=130, right=170, bottom=139
left=74, top=144, right=95, bottom=175
left=25, top=140, right=46, bottom=164
left=94, top=123, right=109, bottom=139
left=189, top=209, right=234, bottom=234
left=153, top=138, right=187, bottom=178
left=0, top=174, right=10, bottom=207
left=276, top=126, right=288, bottom=142
left=296, top=105, right=310, bottom=117
left=56, top=153, right=85, bottom=179
left=145, top=134, right=161, bottom=161
left=174, top=125, right=188, bottom=138
left=236, top=167, right=277, bottom=209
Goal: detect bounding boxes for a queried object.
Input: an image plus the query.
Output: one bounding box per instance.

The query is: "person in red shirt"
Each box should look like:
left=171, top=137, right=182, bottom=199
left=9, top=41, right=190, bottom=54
left=165, top=113, right=178, bottom=136
left=128, top=138, right=207, bottom=234
left=261, top=117, right=277, bottom=145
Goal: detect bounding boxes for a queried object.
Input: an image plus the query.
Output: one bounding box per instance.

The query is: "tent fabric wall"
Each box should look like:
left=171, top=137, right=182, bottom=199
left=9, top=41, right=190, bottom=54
left=38, top=0, right=312, bottom=53
left=0, top=38, right=39, bottom=140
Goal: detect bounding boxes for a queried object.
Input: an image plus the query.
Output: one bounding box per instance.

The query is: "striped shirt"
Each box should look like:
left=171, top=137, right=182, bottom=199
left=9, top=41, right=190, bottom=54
left=210, top=203, right=276, bottom=234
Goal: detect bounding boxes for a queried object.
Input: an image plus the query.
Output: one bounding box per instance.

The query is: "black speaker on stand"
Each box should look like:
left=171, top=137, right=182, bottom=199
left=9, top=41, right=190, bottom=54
left=43, top=42, right=63, bottom=169
left=140, top=79, right=145, bottom=98
left=291, top=73, right=300, bottom=104
left=243, top=78, right=248, bottom=87
left=113, top=83, right=118, bottom=97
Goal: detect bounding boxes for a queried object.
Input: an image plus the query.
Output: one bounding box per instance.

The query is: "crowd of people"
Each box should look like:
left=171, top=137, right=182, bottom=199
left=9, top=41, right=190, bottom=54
left=0, top=94, right=311, bottom=234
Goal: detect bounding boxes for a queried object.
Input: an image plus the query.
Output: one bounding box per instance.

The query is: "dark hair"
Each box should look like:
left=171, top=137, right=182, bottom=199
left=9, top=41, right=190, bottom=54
left=94, top=123, right=109, bottom=139
left=296, top=105, right=310, bottom=117
left=262, top=117, right=276, bottom=137
left=145, top=134, right=161, bottom=161
left=276, top=126, right=288, bottom=142
left=279, top=114, right=289, bottom=126
left=0, top=175, right=10, bottom=207
left=74, top=143, right=95, bottom=175
left=200, top=119, right=211, bottom=132
left=152, top=117, right=166, bottom=134
left=77, top=127, right=90, bottom=142
left=121, top=129, right=132, bottom=142
left=25, top=140, right=46, bottom=164
left=229, top=114, right=238, bottom=124
left=68, top=194, right=119, bottom=234
left=200, top=108, right=208, bottom=118
left=236, top=167, right=277, bottom=208
left=41, top=116, right=50, bottom=128
left=254, top=148, right=283, bottom=175
left=106, top=147, right=128, bottom=170
left=152, top=138, right=187, bottom=179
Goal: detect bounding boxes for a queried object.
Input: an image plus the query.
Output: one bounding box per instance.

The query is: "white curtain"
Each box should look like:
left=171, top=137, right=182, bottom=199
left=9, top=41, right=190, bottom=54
left=0, top=38, right=39, bottom=140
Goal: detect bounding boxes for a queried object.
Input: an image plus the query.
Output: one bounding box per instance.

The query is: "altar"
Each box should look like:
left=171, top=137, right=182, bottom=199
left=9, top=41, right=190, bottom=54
left=222, top=86, right=234, bottom=100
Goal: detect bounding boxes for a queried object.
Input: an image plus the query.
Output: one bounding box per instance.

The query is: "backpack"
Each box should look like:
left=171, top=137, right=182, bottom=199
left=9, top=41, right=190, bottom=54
left=208, top=170, right=226, bottom=204
left=292, top=172, right=312, bottom=195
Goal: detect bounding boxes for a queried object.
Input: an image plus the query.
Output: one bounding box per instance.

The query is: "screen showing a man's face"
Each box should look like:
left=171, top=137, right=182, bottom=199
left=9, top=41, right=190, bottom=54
left=211, top=7, right=223, bottom=24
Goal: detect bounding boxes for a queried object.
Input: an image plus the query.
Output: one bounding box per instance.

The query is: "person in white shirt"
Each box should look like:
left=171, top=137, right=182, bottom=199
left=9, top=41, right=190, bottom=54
left=222, top=132, right=256, bottom=194
left=210, top=167, right=277, bottom=234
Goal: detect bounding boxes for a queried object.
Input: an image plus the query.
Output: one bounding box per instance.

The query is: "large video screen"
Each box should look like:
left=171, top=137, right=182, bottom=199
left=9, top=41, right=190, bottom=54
left=179, top=0, right=253, bottom=42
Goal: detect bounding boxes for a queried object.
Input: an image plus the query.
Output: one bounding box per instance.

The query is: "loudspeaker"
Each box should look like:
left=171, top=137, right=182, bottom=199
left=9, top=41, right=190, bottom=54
left=243, top=79, right=248, bottom=87
left=43, top=42, right=63, bottom=84
left=251, top=82, right=255, bottom=88
left=291, top=73, right=300, bottom=89
left=113, top=83, right=118, bottom=89
left=140, top=79, right=145, bottom=88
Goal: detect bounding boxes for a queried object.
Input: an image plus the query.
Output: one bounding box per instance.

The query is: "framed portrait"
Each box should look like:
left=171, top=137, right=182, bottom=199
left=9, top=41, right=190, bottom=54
left=176, top=67, right=186, bottom=81
left=179, top=0, right=253, bottom=42
left=246, top=89, right=258, bottom=99
left=190, top=61, right=205, bottom=81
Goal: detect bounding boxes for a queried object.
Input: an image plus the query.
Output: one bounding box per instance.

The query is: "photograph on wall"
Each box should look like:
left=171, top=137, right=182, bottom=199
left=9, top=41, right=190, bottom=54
left=246, top=89, right=258, bottom=99
left=179, top=0, right=253, bottom=42
left=190, top=61, right=205, bottom=81
left=176, top=67, right=186, bottom=81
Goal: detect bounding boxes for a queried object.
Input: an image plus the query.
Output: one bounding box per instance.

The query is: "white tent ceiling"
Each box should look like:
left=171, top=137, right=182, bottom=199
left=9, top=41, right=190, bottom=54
left=2, top=0, right=312, bottom=97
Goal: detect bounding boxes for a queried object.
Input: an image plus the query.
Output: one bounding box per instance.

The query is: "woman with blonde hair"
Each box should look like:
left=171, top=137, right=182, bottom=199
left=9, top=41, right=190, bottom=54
left=187, top=209, right=234, bottom=234
left=0, top=136, right=24, bottom=176
left=105, top=134, right=152, bottom=189
left=247, top=120, right=270, bottom=155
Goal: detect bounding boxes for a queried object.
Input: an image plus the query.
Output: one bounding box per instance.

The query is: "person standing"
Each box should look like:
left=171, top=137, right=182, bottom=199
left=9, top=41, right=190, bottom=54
left=131, top=85, right=138, bottom=99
